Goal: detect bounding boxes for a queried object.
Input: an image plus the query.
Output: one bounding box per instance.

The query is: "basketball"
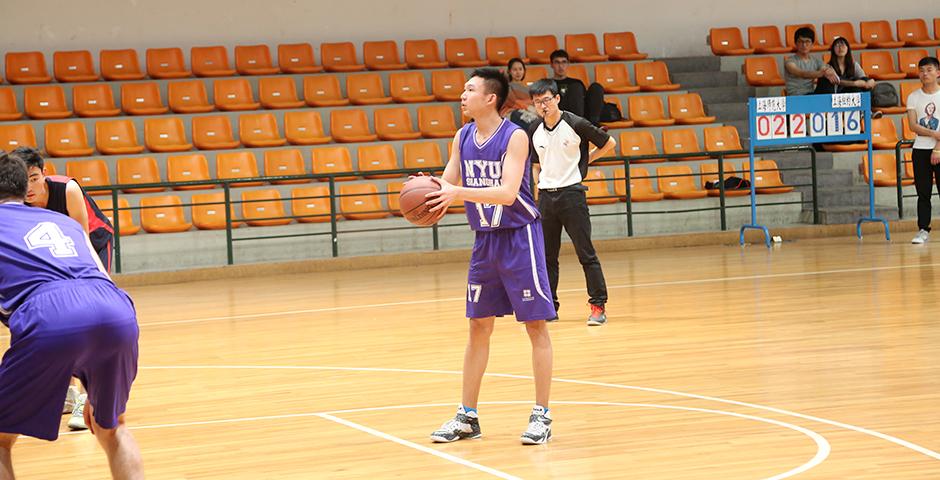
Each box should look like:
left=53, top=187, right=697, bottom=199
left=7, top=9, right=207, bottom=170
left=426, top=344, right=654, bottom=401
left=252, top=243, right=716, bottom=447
left=399, top=176, right=442, bottom=226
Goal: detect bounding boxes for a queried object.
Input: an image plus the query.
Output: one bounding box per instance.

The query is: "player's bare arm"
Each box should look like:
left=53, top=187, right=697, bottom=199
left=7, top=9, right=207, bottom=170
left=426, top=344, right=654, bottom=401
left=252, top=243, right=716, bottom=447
left=64, top=180, right=90, bottom=233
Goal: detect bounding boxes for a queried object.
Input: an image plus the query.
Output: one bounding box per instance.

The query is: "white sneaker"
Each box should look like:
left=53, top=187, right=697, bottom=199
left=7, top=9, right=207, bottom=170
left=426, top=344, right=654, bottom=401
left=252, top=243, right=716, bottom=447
left=68, top=394, right=88, bottom=431
left=520, top=406, right=552, bottom=445
left=63, top=385, right=80, bottom=414
left=912, top=229, right=930, bottom=244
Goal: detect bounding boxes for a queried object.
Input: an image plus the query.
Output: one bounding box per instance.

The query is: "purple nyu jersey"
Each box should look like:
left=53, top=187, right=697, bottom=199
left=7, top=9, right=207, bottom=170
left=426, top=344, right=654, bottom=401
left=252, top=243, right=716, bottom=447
left=458, top=119, right=539, bottom=231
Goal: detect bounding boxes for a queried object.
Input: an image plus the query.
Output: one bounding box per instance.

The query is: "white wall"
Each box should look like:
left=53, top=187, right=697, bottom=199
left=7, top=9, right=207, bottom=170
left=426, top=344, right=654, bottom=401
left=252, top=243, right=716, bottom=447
left=2, top=0, right=932, bottom=59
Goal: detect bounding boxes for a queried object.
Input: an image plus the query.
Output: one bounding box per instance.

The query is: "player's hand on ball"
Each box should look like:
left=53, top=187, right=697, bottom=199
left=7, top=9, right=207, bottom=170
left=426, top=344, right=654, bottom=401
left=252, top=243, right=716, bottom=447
left=425, top=177, right=457, bottom=221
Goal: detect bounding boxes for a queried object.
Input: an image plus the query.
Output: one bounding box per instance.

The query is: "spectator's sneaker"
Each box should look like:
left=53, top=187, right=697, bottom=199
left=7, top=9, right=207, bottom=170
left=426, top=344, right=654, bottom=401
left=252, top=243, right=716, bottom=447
left=68, top=394, right=88, bottom=430
left=520, top=406, right=552, bottom=445
left=912, top=229, right=930, bottom=245
left=587, top=304, right=607, bottom=326
left=63, top=385, right=80, bottom=414
left=430, top=407, right=481, bottom=443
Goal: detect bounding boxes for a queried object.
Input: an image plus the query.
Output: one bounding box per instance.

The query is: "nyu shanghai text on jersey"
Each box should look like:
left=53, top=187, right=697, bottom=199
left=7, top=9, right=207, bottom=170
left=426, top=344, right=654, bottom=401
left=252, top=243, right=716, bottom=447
left=458, top=119, right=539, bottom=231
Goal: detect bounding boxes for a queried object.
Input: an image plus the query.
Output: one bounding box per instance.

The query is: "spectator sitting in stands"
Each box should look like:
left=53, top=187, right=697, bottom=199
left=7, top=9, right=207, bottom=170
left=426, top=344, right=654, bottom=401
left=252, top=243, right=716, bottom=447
left=814, top=37, right=875, bottom=94
left=784, top=27, right=839, bottom=96
left=550, top=49, right=606, bottom=125
left=501, top=57, right=540, bottom=129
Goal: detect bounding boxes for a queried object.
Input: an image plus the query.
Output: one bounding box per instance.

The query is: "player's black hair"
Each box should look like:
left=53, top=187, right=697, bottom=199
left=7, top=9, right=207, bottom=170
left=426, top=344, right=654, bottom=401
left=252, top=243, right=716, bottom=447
left=6, top=146, right=44, bottom=171
left=918, top=56, right=940, bottom=69
left=528, top=79, right=559, bottom=98
left=793, top=27, right=815, bottom=44
left=0, top=152, right=29, bottom=201
left=470, top=67, right=509, bottom=111
left=549, top=49, right=569, bottom=62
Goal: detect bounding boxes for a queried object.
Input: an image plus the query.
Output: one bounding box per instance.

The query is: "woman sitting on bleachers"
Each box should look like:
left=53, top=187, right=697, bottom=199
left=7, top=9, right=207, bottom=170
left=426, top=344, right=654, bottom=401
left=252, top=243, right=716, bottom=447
left=814, top=37, right=876, bottom=94
left=501, top=57, right=539, bottom=129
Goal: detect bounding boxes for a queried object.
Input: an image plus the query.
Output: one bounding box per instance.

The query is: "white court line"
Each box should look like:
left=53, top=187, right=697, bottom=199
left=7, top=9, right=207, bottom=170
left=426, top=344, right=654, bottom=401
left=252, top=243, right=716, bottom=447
left=137, top=365, right=940, bottom=462
left=138, top=261, right=940, bottom=328
left=317, top=413, right=521, bottom=480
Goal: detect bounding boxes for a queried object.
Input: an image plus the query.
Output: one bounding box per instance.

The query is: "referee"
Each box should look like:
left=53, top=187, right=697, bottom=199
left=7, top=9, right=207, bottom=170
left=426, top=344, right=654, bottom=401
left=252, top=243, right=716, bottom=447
left=527, top=79, right=616, bottom=325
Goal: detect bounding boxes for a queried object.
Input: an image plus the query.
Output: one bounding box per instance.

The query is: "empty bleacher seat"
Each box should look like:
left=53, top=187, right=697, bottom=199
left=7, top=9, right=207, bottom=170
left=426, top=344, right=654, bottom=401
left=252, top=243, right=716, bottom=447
left=214, top=78, right=261, bottom=111
left=24, top=86, right=71, bottom=119
left=404, top=39, right=448, bottom=69
left=144, top=117, right=192, bottom=152
left=389, top=71, right=435, bottom=103
left=628, top=95, right=675, bottom=127
left=53, top=50, right=98, bottom=82
left=239, top=113, right=287, bottom=148
left=100, top=49, right=145, bottom=81
left=217, top=151, right=264, bottom=187
left=66, top=159, right=110, bottom=193
left=747, top=26, right=792, bottom=54
left=347, top=73, right=394, bottom=105
left=192, top=192, right=240, bottom=230
left=193, top=115, right=240, bottom=150
left=330, top=109, right=378, bottom=143
left=5, top=52, right=53, bottom=84
left=321, top=42, right=366, bottom=72
left=277, top=43, right=323, bottom=74
left=303, top=75, right=349, bottom=107
left=668, top=93, right=716, bottom=125
left=95, top=119, right=144, bottom=155
left=525, top=35, right=558, bottom=64
left=339, top=183, right=389, bottom=220
left=241, top=189, right=292, bottom=226
left=291, top=186, right=332, bottom=223
left=167, top=154, right=213, bottom=190
left=139, top=195, right=192, bottom=233
left=709, top=28, right=754, bottom=56
left=859, top=21, right=905, bottom=49
left=121, top=82, right=169, bottom=115
left=656, top=165, right=708, bottom=199
left=45, top=122, right=93, bottom=157
left=613, top=166, right=663, bottom=202
left=191, top=46, right=236, bottom=77
left=73, top=84, right=121, bottom=118
left=168, top=80, right=214, bottom=113
left=234, top=45, right=280, bottom=75
left=363, top=41, right=407, bottom=71
left=264, top=149, right=309, bottom=184
left=117, top=156, right=164, bottom=193
left=375, top=107, right=421, bottom=141
left=146, top=48, right=191, bottom=79
left=312, top=146, right=357, bottom=181
left=603, top=32, right=648, bottom=61
left=564, top=34, right=608, bottom=62
left=259, top=77, right=304, bottom=109
left=284, top=111, right=332, bottom=145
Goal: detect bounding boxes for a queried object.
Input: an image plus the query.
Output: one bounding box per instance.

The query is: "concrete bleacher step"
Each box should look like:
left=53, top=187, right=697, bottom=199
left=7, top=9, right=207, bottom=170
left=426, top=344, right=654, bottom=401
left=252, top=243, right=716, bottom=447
left=661, top=57, right=722, bottom=74
left=812, top=185, right=878, bottom=207
left=671, top=71, right=739, bottom=89
left=785, top=169, right=852, bottom=190
left=705, top=102, right=747, bottom=121
left=692, top=85, right=755, bottom=104
left=806, top=206, right=900, bottom=225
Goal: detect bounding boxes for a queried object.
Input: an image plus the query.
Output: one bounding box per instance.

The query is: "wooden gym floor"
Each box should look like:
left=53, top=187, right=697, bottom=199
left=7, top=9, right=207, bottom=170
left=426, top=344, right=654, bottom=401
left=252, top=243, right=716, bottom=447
left=7, top=235, right=940, bottom=479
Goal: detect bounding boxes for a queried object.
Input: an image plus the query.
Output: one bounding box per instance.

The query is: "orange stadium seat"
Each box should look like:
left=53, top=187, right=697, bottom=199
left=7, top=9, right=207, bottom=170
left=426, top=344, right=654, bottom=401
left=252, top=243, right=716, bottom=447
left=902, top=115, right=916, bottom=141
left=167, top=154, right=214, bottom=190
left=145, top=117, right=193, bottom=152
left=709, top=28, right=754, bottom=56
left=375, top=107, right=421, bottom=141
left=634, top=61, right=680, bottom=91
left=347, top=73, right=393, bottom=105
left=619, top=131, right=662, bottom=163
left=277, top=43, right=323, bottom=74
left=418, top=105, right=458, bottom=138
left=744, top=56, right=785, bottom=86
left=565, top=64, right=590, bottom=87
left=192, top=115, right=240, bottom=150
left=486, top=37, right=525, bottom=66
left=363, top=41, right=407, bottom=71
left=860, top=51, right=906, bottom=81
left=385, top=181, right=405, bottom=215
left=303, top=75, right=349, bottom=107
left=900, top=81, right=921, bottom=110
left=191, top=192, right=240, bottom=230
left=444, top=38, right=488, bottom=67
left=66, top=159, right=110, bottom=192
left=662, top=128, right=707, bottom=160
left=747, top=26, right=792, bottom=54
left=599, top=97, right=634, bottom=129
left=139, top=195, right=192, bottom=233
left=657, top=165, right=708, bottom=199
left=72, top=84, right=121, bottom=118
left=668, top=93, right=716, bottom=125
left=870, top=117, right=900, bottom=150
left=291, top=186, right=332, bottom=223
left=340, top=183, right=389, bottom=220
left=259, top=77, right=304, bottom=109
left=100, top=49, right=145, bottom=81
left=120, top=82, right=168, bottom=115
left=97, top=198, right=140, bottom=235
left=116, top=156, right=163, bottom=193
left=358, top=144, right=401, bottom=179
left=217, top=151, right=263, bottom=187
left=899, top=49, right=929, bottom=79
left=168, top=80, right=214, bottom=113
left=785, top=24, right=827, bottom=52
left=191, top=46, right=236, bottom=77
left=583, top=169, right=618, bottom=205
left=403, top=141, right=444, bottom=172
left=5, top=52, right=52, bottom=84
left=861, top=154, right=913, bottom=187
left=53, top=50, right=98, bottom=82
left=525, top=35, right=558, bottom=64
left=330, top=109, right=378, bottom=143
left=822, top=22, right=867, bottom=50
left=859, top=21, right=905, bottom=49
left=404, top=39, right=448, bottom=69
left=742, top=160, right=794, bottom=194
left=522, top=66, right=550, bottom=86
left=613, top=167, right=663, bottom=202
left=95, top=119, right=144, bottom=155
left=897, top=19, right=940, bottom=47
left=431, top=69, right=466, bottom=101
left=234, top=45, right=280, bottom=75
left=24, top=86, right=72, bottom=119
left=700, top=162, right=749, bottom=196
left=904, top=150, right=915, bottom=179
left=0, top=88, right=22, bottom=121
left=264, top=149, right=309, bottom=184
left=593, top=64, right=640, bottom=93
left=389, top=71, right=435, bottom=103
left=239, top=113, right=287, bottom=148
left=704, top=126, right=747, bottom=158
left=146, top=48, right=190, bottom=79
left=321, top=42, right=366, bottom=72
left=284, top=111, right=331, bottom=145
left=628, top=95, right=675, bottom=127
left=312, top=146, right=357, bottom=181
left=45, top=122, right=93, bottom=157
left=564, top=34, right=607, bottom=62
left=0, top=124, right=37, bottom=149
left=214, top=79, right=260, bottom=111
left=241, top=189, right=291, bottom=226
left=603, top=32, right=648, bottom=61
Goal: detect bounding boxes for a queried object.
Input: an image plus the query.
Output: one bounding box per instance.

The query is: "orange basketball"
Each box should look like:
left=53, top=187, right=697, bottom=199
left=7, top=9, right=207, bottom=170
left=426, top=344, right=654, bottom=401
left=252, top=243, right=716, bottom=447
left=398, top=176, right=442, bottom=226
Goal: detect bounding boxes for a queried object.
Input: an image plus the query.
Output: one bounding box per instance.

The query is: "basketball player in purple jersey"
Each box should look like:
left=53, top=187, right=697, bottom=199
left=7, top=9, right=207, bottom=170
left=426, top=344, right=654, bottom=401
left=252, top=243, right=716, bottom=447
left=0, top=154, right=143, bottom=479
left=426, top=68, right=556, bottom=445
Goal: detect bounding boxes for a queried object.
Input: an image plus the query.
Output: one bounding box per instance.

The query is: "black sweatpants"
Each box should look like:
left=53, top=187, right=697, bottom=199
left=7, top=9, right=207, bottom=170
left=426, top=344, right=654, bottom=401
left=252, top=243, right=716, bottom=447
left=538, top=186, right=608, bottom=310
left=912, top=148, right=940, bottom=231
left=559, top=82, right=606, bottom=126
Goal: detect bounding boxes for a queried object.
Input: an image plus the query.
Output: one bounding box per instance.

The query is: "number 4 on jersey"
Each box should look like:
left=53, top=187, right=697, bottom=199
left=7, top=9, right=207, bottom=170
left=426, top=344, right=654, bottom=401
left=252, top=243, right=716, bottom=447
left=24, top=221, right=78, bottom=258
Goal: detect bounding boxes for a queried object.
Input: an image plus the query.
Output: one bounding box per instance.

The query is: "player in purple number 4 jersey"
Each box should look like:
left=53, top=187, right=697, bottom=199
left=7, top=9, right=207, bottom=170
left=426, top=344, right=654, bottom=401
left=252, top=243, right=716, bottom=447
left=0, top=153, right=143, bottom=479
left=426, top=68, right=556, bottom=445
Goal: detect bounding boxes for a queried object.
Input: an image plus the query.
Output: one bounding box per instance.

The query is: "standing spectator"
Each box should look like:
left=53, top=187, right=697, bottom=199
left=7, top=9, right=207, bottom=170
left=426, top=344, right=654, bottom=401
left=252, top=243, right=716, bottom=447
left=907, top=56, right=940, bottom=244
left=814, top=37, right=875, bottom=94
left=784, top=27, right=839, bottom=96
left=549, top=50, right=606, bottom=125
left=527, top=79, right=616, bottom=325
